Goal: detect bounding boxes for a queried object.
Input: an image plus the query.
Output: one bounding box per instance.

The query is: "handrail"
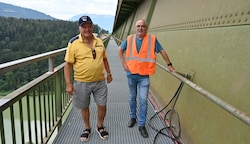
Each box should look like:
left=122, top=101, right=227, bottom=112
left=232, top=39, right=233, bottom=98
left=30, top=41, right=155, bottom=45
left=0, top=36, right=110, bottom=144
left=0, top=53, right=71, bottom=144
left=0, top=48, right=67, bottom=74
left=156, top=62, right=250, bottom=126
left=0, top=36, right=110, bottom=75
left=113, top=36, right=250, bottom=126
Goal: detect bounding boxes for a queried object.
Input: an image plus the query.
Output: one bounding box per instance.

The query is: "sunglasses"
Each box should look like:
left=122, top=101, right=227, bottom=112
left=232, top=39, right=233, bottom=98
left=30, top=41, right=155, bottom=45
left=92, top=49, right=96, bottom=59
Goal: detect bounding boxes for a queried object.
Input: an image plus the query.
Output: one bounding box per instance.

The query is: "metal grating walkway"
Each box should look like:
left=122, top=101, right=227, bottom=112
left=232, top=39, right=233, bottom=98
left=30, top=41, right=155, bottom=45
left=52, top=37, right=175, bottom=144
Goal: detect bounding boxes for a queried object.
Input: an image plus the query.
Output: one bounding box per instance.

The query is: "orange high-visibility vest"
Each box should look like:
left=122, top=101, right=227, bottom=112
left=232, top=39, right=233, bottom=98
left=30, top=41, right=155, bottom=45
left=125, top=34, right=156, bottom=75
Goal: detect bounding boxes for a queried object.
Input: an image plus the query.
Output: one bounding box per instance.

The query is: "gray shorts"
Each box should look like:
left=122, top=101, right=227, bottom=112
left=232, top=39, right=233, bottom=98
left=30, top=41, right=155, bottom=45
left=72, top=80, right=108, bottom=109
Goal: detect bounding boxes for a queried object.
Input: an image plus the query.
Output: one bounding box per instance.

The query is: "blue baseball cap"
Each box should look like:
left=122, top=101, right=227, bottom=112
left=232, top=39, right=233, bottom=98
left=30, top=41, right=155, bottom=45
left=79, top=16, right=93, bottom=26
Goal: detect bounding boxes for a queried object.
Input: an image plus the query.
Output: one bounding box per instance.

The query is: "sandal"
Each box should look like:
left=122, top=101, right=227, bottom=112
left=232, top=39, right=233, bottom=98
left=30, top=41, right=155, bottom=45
left=80, top=128, right=91, bottom=142
left=96, top=126, right=109, bottom=140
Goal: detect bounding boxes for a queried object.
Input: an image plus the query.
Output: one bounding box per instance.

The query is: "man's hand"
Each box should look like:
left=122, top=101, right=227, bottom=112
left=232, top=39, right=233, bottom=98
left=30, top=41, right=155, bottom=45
left=168, top=66, right=176, bottom=72
left=122, top=62, right=129, bottom=71
left=66, top=83, right=74, bottom=95
left=107, top=75, right=113, bottom=84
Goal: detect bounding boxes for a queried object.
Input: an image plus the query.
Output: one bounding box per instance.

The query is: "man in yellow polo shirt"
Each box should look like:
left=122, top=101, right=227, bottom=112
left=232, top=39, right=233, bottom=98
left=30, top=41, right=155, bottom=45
left=64, top=15, right=112, bottom=142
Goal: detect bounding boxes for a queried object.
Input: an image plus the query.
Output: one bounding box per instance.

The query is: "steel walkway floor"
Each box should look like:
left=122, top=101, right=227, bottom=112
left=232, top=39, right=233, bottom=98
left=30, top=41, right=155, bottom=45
left=52, top=37, right=175, bottom=144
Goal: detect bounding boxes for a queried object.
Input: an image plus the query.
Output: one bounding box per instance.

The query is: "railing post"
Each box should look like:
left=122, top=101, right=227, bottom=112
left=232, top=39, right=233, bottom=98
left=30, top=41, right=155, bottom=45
left=55, top=70, right=62, bottom=130
left=48, top=57, right=54, bottom=72
left=0, top=112, right=5, bottom=144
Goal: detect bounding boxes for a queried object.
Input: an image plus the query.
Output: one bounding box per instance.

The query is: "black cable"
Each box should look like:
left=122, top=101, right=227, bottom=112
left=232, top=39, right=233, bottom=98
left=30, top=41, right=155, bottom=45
left=148, top=79, right=186, bottom=144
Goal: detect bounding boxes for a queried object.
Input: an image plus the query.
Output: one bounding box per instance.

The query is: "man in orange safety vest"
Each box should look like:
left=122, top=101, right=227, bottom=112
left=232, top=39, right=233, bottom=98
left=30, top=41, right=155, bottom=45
left=118, top=19, right=175, bottom=138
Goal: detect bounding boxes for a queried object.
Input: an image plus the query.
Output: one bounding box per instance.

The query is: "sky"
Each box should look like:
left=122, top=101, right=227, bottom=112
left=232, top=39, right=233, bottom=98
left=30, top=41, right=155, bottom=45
left=0, top=0, right=118, bottom=20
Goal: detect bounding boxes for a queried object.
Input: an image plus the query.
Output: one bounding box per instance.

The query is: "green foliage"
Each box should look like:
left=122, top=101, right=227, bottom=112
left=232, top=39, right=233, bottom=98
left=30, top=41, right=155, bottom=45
left=0, top=17, right=77, bottom=62
left=0, top=16, right=106, bottom=94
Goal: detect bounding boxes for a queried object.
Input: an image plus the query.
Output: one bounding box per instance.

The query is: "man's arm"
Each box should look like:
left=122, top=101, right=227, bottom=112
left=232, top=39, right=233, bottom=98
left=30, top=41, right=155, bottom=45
left=64, top=62, right=74, bottom=95
left=103, top=58, right=113, bottom=83
left=118, top=46, right=129, bottom=71
left=159, top=50, right=175, bottom=72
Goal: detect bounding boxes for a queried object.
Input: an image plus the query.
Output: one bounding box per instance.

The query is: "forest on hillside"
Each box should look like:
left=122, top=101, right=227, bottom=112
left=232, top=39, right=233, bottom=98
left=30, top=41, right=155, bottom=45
left=0, top=16, right=108, bottom=94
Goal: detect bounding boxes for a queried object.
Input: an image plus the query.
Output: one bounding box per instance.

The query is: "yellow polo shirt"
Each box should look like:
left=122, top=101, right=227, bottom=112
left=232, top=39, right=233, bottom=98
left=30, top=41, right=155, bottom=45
left=64, top=34, right=107, bottom=82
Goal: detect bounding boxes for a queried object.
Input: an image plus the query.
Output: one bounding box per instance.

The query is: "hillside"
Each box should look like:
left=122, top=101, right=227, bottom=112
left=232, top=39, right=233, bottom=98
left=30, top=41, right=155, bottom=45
left=69, top=14, right=114, bottom=33
left=0, top=2, right=56, bottom=20
left=0, top=16, right=78, bottom=92
left=0, top=2, right=114, bottom=32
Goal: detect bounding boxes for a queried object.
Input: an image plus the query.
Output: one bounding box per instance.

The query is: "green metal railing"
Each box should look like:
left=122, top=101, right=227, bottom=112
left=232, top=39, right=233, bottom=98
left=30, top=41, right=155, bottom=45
left=0, top=37, right=110, bottom=144
left=0, top=50, right=71, bottom=144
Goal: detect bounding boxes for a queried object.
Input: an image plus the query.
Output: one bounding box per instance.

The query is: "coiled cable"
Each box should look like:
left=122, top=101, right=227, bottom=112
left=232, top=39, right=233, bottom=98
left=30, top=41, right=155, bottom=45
left=148, top=78, right=187, bottom=144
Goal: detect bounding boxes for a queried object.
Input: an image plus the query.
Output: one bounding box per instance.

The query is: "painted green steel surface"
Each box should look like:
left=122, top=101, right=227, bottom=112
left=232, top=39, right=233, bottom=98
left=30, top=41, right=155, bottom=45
left=113, top=0, right=250, bottom=144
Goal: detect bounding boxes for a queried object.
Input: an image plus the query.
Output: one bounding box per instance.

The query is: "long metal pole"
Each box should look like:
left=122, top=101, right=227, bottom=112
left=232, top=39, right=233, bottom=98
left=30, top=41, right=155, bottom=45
left=156, top=62, right=250, bottom=126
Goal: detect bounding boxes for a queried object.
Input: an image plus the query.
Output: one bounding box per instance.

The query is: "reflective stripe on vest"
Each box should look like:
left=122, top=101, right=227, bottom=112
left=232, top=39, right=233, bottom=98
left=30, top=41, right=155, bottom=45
left=125, top=34, right=156, bottom=75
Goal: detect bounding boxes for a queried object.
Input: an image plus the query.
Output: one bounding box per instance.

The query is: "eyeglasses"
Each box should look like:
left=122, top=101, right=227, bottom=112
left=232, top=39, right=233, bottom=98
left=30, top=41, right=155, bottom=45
left=92, top=49, right=96, bottom=59
left=136, top=25, right=147, bottom=28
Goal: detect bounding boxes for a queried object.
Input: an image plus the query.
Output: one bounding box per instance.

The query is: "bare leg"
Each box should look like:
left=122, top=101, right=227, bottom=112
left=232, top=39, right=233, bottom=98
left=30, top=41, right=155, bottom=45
left=97, top=105, right=108, bottom=139
left=97, top=105, right=106, bottom=127
left=80, top=107, right=90, bottom=141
